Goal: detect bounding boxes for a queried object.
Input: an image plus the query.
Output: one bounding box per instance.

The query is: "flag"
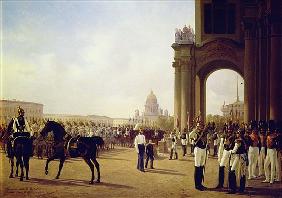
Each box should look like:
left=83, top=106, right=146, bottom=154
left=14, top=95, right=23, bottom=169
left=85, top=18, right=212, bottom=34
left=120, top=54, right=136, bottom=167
left=176, top=117, right=179, bottom=129
left=187, top=112, right=190, bottom=130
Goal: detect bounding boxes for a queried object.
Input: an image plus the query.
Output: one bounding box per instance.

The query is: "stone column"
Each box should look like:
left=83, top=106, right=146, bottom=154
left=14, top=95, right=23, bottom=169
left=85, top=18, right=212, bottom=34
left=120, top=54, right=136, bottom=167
left=173, top=61, right=182, bottom=129
left=180, top=60, right=192, bottom=131
left=199, top=76, right=206, bottom=123
left=243, top=18, right=257, bottom=123
left=269, top=10, right=282, bottom=120
left=258, top=17, right=268, bottom=121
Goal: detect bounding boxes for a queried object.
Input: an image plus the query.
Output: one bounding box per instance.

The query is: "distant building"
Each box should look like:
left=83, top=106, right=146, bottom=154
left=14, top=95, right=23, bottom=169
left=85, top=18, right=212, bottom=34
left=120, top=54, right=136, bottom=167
left=133, top=90, right=169, bottom=126
left=44, top=114, right=113, bottom=126
left=112, top=118, right=129, bottom=127
left=221, top=77, right=244, bottom=121
left=0, top=99, right=43, bottom=124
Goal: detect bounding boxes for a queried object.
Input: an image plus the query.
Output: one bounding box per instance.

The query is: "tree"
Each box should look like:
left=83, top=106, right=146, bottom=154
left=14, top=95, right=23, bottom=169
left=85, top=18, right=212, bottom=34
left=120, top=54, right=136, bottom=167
left=156, top=116, right=174, bottom=133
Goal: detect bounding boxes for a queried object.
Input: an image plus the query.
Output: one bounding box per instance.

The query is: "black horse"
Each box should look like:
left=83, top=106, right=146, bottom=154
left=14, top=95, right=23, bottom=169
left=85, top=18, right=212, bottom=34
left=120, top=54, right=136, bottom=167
left=5, top=118, right=32, bottom=181
left=13, top=132, right=32, bottom=181
left=40, top=121, right=104, bottom=184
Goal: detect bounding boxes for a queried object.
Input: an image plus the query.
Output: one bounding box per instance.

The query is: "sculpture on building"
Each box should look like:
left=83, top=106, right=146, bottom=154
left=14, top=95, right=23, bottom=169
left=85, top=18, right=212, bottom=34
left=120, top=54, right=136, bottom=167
left=175, top=25, right=195, bottom=44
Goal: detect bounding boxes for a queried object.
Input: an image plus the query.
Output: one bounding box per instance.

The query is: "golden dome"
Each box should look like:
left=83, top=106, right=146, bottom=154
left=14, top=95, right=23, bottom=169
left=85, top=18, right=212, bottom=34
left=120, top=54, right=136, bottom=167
left=146, top=90, right=157, bottom=104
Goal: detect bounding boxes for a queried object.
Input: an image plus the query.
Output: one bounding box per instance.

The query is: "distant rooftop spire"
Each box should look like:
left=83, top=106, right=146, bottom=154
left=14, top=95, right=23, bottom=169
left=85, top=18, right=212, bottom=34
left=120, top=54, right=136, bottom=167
left=236, top=75, right=239, bottom=102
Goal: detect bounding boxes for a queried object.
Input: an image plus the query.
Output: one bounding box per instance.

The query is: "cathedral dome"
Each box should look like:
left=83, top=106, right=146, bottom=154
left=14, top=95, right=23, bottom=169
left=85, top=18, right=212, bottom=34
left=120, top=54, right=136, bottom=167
left=146, top=91, right=157, bottom=104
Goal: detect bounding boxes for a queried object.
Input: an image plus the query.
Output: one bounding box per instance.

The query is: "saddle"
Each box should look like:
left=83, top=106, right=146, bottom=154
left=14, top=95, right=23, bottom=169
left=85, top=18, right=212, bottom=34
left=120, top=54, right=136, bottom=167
left=66, top=137, right=80, bottom=158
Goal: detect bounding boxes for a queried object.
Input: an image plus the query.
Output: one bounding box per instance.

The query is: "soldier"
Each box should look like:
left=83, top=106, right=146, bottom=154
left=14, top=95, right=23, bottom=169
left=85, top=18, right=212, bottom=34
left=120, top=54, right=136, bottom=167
left=12, top=106, right=33, bottom=156
left=189, top=123, right=208, bottom=191
left=169, top=132, right=178, bottom=160
left=248, top=121, right=260, bottom=179
left=180, top=128, right=188, bottom=157
left=228, top=129, right=248, bottom=194
left=12, top=106, right=32, bottom=135
left=134, top=124, right=146, bottom=172
left=258, top=121, right=267, bottom=177
left=215, top=126, right=235, bottom=189
left=274, top=121, right=281, bottom=182
left=145, top=139, right=154, bottom=169
left=263, top=120, right=277, bottom=184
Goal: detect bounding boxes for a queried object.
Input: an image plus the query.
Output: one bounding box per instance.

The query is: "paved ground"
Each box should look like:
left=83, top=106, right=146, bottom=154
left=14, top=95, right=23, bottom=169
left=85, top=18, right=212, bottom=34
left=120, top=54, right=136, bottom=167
left=0, top=146, right=281, bottom=198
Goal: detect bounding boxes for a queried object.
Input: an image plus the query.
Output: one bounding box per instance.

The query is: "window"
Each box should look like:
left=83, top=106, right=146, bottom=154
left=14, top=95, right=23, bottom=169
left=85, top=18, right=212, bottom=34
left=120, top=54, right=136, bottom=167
left=204, top=2, right=236, bottom=34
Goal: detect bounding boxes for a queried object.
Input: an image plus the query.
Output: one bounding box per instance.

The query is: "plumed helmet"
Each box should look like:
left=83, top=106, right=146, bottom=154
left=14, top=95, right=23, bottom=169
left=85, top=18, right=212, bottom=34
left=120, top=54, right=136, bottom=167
left=17, top=106, right=25, bottom=115
left=258, top=120, right=267, bottom=130
left=250, top=120, right=257, bottom=130
left=268, top=120, right=276, bottom=132
left=236, top=128, right=245, bottom=135
left=276, top=120, right=282, bottom=133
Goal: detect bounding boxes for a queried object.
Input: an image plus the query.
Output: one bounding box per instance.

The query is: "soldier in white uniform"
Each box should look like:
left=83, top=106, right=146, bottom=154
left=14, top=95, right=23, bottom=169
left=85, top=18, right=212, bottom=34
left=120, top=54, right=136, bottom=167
left=258, top=121, right=267, bottom=177
left=263, top=120, right=278, bottom=184
left=189, top=123, right=208, bottom=191
left=274, top=121, right=281, bottom=182
left=228, top=129, right=248, bottom=194
left=180, top=129, right=188, bottom=157
left=248, top=121, right=260, bottom=179
left=169, top=133, right=178, bottom=160
left=215, top=126, right=235, bottom=189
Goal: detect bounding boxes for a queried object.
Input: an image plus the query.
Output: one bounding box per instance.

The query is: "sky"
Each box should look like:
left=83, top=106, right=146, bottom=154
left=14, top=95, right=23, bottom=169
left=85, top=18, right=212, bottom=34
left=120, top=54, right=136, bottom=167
left=1, top=1, right=243, bottom=118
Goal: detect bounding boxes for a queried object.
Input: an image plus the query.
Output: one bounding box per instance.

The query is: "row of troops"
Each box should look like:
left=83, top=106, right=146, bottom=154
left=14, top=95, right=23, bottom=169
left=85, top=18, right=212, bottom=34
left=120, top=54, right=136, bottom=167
left=189, top=120, right=282, bottom=194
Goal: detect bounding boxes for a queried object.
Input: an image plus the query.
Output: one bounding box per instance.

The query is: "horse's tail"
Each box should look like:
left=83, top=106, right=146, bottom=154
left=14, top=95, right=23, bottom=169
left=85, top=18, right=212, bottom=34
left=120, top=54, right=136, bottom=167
left=93, top=136, right=104, bottom=146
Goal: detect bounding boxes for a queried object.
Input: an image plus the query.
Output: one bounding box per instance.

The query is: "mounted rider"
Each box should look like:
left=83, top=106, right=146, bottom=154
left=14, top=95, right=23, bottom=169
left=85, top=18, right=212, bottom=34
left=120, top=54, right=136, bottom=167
left=12, top=106, right=32, bottom=136
left=11, top=106, right=34, bottom=156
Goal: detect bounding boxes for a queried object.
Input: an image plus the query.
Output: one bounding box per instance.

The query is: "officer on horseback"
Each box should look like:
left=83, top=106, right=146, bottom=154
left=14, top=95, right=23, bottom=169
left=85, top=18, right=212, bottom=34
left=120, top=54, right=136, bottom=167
left=12, top=106, right=32, bottom=136
left=11, top=106, right=34, bottom=156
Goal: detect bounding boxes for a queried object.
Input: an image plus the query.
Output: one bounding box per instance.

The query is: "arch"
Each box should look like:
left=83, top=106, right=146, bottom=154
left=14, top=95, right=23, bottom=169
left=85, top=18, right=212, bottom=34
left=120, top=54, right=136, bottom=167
left=197, top=59, right=244, bottom=82
left=194, top=59, right=244, bottom=123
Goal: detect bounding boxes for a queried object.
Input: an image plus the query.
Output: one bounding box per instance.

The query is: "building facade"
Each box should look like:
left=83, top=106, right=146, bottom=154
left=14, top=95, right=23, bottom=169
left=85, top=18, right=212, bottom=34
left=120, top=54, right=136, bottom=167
left=172, top=0, right=282, bottom=130
left=134, top=90, right=169, bottom=127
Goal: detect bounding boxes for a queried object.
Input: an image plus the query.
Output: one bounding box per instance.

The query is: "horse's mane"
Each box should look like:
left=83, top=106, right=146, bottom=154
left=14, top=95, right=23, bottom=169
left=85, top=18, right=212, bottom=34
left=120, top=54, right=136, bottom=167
left=47, top=121, right=66, bottom=141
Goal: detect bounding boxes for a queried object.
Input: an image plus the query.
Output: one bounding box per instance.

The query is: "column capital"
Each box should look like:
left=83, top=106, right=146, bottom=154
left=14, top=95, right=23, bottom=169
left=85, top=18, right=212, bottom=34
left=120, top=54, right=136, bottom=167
left=242, top=17, right=257, bottom=40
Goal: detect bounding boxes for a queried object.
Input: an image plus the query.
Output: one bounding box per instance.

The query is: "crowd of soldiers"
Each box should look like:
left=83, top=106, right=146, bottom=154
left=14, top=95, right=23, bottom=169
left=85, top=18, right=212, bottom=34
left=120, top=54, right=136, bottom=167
left=0, top=117, right=165, bottom=159
left=188, top=119, right=282, bottom=194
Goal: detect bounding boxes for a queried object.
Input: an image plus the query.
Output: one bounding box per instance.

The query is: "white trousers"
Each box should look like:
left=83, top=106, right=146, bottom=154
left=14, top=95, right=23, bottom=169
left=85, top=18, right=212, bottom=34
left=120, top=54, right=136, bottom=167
left=219, top=149, right=231, bottom=167
left=258, top=147, right=266, bottom=176
left=194, top=147, right=206, bottom=167
left=248, top=146, right=259, bottom=177
left=264, top=149, right=277, bottom=182
left=275, top=151, right=281, bottom=181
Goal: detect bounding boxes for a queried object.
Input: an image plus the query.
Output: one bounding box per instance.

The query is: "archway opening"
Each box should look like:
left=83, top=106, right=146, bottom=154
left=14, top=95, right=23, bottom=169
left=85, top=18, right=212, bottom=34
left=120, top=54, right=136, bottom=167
left=205, top=69, right=244, bottom=126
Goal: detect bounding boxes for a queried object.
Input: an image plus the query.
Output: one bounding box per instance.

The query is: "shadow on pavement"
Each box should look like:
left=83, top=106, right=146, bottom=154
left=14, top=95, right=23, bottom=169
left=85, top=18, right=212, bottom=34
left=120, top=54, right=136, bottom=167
left=28, top=178, right=135, bottom=189
left=145, top=168, right=186, bottom=176
left=99, top=157, right=130, bottom=161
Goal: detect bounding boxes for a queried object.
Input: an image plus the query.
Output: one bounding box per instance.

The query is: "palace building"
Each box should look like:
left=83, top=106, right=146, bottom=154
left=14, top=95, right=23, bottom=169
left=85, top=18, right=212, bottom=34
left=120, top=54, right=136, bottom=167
left=0, top=99, right=43, bottom=124
left=172, top=0, right=282, bottom=130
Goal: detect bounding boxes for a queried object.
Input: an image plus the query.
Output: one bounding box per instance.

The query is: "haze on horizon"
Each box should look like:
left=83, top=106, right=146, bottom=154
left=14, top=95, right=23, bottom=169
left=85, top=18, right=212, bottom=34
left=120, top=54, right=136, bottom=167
left=1, top=1, right=243, bottom=118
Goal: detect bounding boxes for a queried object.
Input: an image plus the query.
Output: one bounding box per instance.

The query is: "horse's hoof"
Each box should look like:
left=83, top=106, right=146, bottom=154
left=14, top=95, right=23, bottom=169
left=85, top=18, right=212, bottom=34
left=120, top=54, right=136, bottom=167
left=89, top=181, right=94, bottom=184
left=45, top=170, right=48, bottom=175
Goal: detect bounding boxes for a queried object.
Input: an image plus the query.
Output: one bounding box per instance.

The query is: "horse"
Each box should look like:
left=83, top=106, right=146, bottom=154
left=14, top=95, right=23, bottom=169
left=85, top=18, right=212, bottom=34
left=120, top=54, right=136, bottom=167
left=40, top=121, right=104, bottom=184
left=4, top=119, right=21, bottom=179
left=12, top=132, right=32, bottom=181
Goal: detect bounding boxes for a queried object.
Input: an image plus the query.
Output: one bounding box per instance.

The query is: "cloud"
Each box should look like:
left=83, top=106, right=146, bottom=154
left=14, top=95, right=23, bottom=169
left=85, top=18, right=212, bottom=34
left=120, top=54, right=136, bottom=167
left=2, top=1, right=210, bottom=118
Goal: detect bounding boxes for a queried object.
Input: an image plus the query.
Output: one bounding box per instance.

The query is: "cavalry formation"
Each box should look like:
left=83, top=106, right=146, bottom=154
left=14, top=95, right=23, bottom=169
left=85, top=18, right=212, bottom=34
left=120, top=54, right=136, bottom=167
left=0, top=106, right=165, bottom=184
